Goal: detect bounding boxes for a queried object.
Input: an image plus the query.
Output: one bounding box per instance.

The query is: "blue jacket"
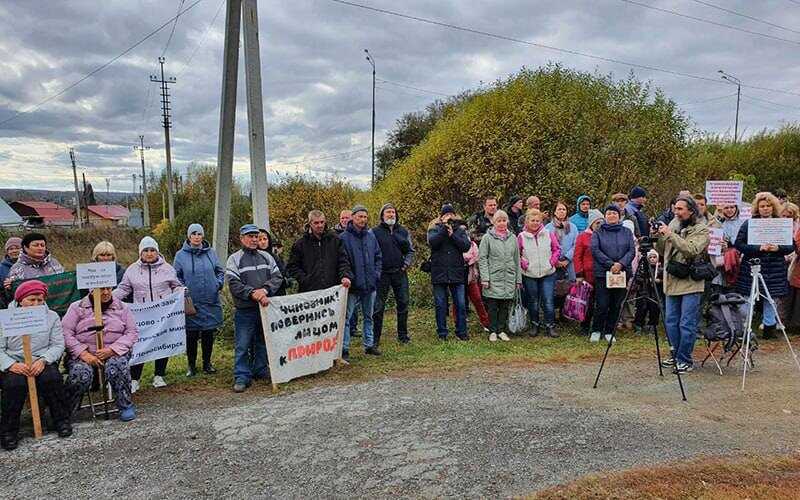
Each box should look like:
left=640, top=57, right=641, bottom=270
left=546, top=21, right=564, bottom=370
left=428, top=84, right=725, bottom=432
left=339, top=221, right=382, bottom=295
left=570, top=195, right=592, bottom=232
left=0, top=256, right=14, bottom=284
left=735, top=220, right=794, bottom=298
left=545, top=220, right=578, bottom=281
left=590, top=223, right=635, bottom=279
left=174, top=240, right=225, bottom=330
left=625, top=201, right=649, bottom=237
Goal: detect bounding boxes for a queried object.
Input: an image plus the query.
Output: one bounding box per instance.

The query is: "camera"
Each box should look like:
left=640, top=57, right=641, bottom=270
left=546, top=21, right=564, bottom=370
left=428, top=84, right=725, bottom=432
left=649, top=219, right=664, bottom=233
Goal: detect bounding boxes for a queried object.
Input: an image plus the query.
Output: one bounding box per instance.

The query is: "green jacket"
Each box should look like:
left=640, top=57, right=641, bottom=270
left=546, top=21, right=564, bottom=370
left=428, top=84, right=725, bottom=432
left=478, top=229, right=522, bottom=300
left=656, top=218, right=710, bottom=296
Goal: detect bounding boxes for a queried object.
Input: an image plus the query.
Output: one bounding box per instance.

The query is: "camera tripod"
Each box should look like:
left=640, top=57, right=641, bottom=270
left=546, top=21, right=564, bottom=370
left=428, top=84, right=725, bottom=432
left=593, top=245, right=688, bottom=401
left=740, top=258, right=800, bottom=390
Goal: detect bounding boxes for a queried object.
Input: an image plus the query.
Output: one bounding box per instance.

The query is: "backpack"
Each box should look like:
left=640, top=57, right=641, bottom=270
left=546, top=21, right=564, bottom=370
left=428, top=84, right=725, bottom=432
left=703, top=292, right=749, bottom=352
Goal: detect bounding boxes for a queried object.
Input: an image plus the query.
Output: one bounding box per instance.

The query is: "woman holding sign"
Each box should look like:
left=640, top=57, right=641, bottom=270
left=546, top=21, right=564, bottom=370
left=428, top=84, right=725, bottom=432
left=735, top=192, right=795, bottom=339
left=0, top=280, right=72, bottom=451
left=114, top=236, right=181, bottom=391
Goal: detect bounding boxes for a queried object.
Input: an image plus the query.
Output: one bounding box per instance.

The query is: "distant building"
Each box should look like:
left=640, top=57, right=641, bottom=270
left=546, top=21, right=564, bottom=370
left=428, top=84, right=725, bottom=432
left=0, top=198, right=23, bottom=228
left=82, top=205, right=131, bottom=228
left=10, top=201, right=75, bottom=227
left=128, top=208, right=144, bottom=229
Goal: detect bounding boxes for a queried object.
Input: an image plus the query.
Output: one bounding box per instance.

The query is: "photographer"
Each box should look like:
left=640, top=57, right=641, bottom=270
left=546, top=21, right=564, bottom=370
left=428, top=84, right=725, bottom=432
left=654, top=195, right=710, bottom=373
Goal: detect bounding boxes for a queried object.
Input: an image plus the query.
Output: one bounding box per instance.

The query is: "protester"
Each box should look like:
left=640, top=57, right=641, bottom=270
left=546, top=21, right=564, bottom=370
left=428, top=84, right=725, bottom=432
left=173, top=224, right=225, bottom=377
left=735, top=192, right=794, bottom=339
left=626, top=186, right=649, bottom=237
left=0, top=237, right=22, bottom=284
left=428, top=204, right=471, bottom=341
left=456, top=239, right=490, bottom=332
left=0, top=280, right=72, bottom=450
left=286, top=210, right=352, bottom=293
left=520, top=209, right=561, bottom=338
left=782, top=202, right=800, bottom=233
left=713, top=202, right=744, bottom=290
left=339, top=205, right=382, bottom=358
left=574, top=209, right=604, bottom=335
left=545, top=202, right=578, bottom=280
left=655, top=195, right=710, bottom=372
left=504, top=196, right=525, bottom=234
left=468, top=196, right=498, bottom=242
left=479, top=210, right=522, bottom=342
left=785, top=226, right=800, bottom=328
left=590, top=205, right=635, bottom=343
left=570, top=195, right=592, bottom=232
left=226, top=224, right=284, bottom=392
left=334, top=210, right=352, bottom=235
left=114, top=236, right=181, bottom=391
left=693, top=193, right=711, bottom=225
left=612, top=193, right=640, bottom=238
left=372, top=204, right=414, bottom=346
left=5, top=233, right=64, bottom=286
left=258, top=229, right=289, bottom=296
left=62, top=286, right=139, bottom=422
left=526, top=196, right=542, bottom=211
left=92, top=241, right=126, bottom=286
left=774, top=188, right=788, bottom=204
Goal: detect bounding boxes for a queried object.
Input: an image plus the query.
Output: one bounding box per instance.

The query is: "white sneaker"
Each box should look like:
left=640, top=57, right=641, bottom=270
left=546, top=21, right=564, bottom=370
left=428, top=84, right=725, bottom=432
left=152, top=375, right=167, bottom=388
left=130, top=380, right=140, bottom=394
left=604, top=334, right=616, bottom=343
left=498, top=332, right=510, bottom=342
left=590, top=331, right=601, bottom=343
left=489, top=332, right=498, bottom=342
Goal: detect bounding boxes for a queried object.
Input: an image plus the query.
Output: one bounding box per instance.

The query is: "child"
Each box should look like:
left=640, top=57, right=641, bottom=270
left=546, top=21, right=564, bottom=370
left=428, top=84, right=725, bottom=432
left=633, top=249, right=662, bottom=335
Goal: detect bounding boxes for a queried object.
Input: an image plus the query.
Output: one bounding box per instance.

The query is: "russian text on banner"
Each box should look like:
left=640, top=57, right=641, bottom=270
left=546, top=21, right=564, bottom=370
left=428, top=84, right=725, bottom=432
left=129, top=289, right=187, bottom=366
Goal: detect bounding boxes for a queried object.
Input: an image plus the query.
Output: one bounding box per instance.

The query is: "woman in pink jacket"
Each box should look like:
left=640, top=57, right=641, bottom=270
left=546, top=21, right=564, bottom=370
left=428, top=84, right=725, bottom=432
left=63, top=286, right=139, bottom=422
left=113, top=236, right=181, bottom=391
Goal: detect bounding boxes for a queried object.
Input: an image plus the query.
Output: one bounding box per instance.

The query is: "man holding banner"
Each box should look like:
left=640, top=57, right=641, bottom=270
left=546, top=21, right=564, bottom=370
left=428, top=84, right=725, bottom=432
left=226, top=224, right=284, bottom=393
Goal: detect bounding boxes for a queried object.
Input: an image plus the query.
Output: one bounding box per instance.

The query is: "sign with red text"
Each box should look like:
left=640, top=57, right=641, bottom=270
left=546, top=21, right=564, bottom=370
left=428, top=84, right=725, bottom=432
left=705, top=180, right=743, bottom=206
left=707, top=228, right=724, bottom=256
left=260, top=285, right=347, bottom=384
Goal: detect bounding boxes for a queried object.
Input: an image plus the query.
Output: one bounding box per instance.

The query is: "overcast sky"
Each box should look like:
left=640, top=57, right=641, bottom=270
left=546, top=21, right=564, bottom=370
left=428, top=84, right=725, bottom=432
left=1, top=0, right=799, bottom=192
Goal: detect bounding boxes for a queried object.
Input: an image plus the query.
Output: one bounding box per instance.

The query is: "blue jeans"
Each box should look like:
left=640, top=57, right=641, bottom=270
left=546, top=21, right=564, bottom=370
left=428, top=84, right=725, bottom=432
left=665, top=293, right=702, bottom=365
left=433, top=283, right=466, bottom=338
left=755, top=298, right=778, bottom=327
left=343, top=291, right=375, bottom=352
left=522, top=274, right=556, bottom=327
left=233, top=307, right=268, bottom=385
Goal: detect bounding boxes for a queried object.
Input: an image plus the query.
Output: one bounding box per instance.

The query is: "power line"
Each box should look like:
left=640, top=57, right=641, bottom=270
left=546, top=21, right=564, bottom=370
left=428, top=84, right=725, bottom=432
left=0, top=0, right=205, bottom=128
left=676, top=93, right=737, bottom=106
left=742, top=93, right=800, bottom=111
left=161, top=0, right=188, bottom=57
left=268, top=147, right=371, bottom=167
left=326, top=0, right=800, bottom=99
left=175, top=0, right=226, bottom=79
left=618, top=0, right=800, bottom=47
left=377, top=78, right=451, bottom=97
left=686, top=0, right=800, bottom=36
left=376, top=85, right=433, bottom=99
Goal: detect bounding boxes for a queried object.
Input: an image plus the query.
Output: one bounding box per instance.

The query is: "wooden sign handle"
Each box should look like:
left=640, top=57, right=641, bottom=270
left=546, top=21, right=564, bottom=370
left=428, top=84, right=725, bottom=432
left=92, top=289, right=105, bottom=350
left=21, top=335, right=43, bottom=439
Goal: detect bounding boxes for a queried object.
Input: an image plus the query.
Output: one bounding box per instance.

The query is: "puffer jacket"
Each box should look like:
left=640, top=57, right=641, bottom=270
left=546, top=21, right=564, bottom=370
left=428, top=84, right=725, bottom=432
left=61, top=295, right=139, bottom=359
left=735, top=219, right=794, bottom=298
left=287, top=226, right=352, bottom=293
left=574, top=230, right=595, bottom=286
left=7, top=252, right=64, bottom=283
left=427, top=217, right=471, bottom=285
left=113, top=256, right=182, bottom=303
left=339, top=221, right=382, bottom=295
left=569, top=195, right=592, bottom=232
left=0, top=304, right=64, bottom=371
left=591, top=223, right=635, bottom=279
left=0, top=256, right=15, bottom=283
left=656, top=218, right=710, bottom=296
left=478, top=229, right=522, bottom=299
left=174, top=240, right=224, bottom=331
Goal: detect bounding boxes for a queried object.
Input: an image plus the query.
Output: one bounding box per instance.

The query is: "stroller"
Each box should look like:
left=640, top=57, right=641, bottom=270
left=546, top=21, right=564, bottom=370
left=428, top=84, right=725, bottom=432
left=701, top=292, right=756, bottom=375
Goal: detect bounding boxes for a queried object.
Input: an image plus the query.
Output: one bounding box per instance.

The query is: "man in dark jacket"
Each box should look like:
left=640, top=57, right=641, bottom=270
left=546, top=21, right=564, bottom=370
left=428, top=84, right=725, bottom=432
left=339, top=205, right=382, bottom=358
left=625, top=186, right=649, bottom=237
left=372, top=203, right=414, bottom=346
left=467, top=196, right=497, bottom=242
left=225, top=223, right=284, bottom=393
left=287, top=210, right=352, bottom=293
left=428, top=204, right=472, bottom=340
left=334, top=209, right=352, bottom=235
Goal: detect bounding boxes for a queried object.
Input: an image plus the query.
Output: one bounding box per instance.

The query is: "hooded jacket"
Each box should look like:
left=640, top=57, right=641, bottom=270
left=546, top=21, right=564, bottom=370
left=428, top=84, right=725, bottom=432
left=225, top=246, right=284, bottom=309
left=569, top=195, right=592, bottom=232
left=478, top=228, right=522, bottom=299
left=625, top=201, right=649, bottom=237
left=0, top=303, right=64, bottom=371
left=734, top=219, right=794, bottom=298
left=427, top=216, right=471, bottom=285
left=372, top=204, right=414, bottom=273
left=574, top=229, right=596, bottom=285
left=61, top=295, right=139, bottom=359
left=590, top=222, right=635, bottom=279
left=287, top=226, right=353, bottom=293
left=113, top=255, right=182, bottom=304
left=7, top=252, right=64, bottom=283
left=174, top=240, right=225, bottom=331
left=467, top=211, right=493, bottom=242
left=339, top=221, right=382, bottom=295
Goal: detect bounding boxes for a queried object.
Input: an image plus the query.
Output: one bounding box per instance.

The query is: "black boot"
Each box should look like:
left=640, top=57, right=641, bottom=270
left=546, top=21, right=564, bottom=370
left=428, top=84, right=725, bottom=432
left=0, top=434, right=18, bottom=451
left=763, top=325, right=776, bottom=339
left=546, top=325, right=559, bottom=338
left=56, top=420, right=73, bottom=438
left=528, top=324, right=540, bottom=337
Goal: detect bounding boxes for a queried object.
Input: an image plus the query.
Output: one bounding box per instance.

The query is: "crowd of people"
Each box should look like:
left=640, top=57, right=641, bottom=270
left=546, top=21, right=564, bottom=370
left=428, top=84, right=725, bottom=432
left=1, top=185, right=798, bottom=450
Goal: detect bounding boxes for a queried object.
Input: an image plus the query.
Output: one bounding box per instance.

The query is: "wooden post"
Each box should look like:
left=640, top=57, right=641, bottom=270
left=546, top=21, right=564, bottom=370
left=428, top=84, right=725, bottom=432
left=92, top=289, right=110, bottom=418
left=21, top=336, right=43, bottom=439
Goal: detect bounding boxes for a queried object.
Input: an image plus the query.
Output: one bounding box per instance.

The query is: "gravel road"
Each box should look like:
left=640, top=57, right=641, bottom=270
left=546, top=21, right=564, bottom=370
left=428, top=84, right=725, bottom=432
left=3, top=350, right=799, bottom=498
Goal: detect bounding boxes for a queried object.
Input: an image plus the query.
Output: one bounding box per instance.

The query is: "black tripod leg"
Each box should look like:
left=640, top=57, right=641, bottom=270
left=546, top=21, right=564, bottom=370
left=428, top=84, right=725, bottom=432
left=593, top=337, right=615, bottom=389
left=653, top=325, right=664, bottom=377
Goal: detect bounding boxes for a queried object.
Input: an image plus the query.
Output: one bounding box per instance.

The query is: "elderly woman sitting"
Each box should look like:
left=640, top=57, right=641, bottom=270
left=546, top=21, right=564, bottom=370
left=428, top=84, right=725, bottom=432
left=0, top=280, right=72, bottom=451
left=62, top=287, right=139, bottom=422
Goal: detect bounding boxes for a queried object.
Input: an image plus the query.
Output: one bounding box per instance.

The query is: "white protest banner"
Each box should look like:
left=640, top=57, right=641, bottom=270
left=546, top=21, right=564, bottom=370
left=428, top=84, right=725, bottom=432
left=129, top=289, right=186, bottom=365
left=260, top=285, right=347, bottom=385
left=705, top=180, right=743, bottom=206
left=739, top=204, right=752, bottom=220
left=707, top=228, right=724, bottom=256
left=76, top=261, right=118, bottom=290
left=0, top=306, right=48, bottom=338
left=747, top=218, right=794, bottom=246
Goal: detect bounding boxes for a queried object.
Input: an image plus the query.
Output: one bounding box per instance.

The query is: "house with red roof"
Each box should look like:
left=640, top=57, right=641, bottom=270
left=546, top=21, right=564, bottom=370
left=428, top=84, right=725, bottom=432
left=10, top=201, right=76, bottom=227
left=83, top=205, right=131, bottom=228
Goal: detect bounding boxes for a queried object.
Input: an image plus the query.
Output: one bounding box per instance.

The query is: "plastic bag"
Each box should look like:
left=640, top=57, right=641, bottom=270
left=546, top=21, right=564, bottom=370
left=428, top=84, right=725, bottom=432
left=508, top=289, right=528, bottom=334
left=563, top=281, right=593, bottom=323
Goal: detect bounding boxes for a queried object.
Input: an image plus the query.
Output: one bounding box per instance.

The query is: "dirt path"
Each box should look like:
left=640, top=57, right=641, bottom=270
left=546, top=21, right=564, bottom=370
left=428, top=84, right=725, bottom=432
left=3, top=348, right=800, bottom=498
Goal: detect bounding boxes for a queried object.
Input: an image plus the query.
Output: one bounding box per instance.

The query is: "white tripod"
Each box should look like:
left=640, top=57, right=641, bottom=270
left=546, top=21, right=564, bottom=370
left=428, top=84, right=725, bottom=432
left=741, top=258, right=800, bottom=390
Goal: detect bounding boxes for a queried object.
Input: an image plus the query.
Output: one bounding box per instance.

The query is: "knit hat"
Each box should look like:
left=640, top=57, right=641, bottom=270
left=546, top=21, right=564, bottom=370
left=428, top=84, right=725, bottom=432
left=629, top=186, right=647, bottom=200
left=187, top=223, right=204, bottom=238
left=441, top=203, right=455, bottom=216
left=14, top=280, right=47, bottom=303
left=138, top=236, right=159, bottom=254
left=21, top=232, right=46, bottom=249
left=604, top=204, right=622, bottom=216
left=4, top=237, right=22, bottom=252
left=351, top=204, right=368, bottom=216
left=586, top=209, right=604, bottom=229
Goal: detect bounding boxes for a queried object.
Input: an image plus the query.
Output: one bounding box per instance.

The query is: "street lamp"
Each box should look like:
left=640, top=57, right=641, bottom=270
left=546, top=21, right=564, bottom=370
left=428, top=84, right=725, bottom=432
left=718, top=70, right=741, bottom=144
left=365, top=49, right=376, bottom=187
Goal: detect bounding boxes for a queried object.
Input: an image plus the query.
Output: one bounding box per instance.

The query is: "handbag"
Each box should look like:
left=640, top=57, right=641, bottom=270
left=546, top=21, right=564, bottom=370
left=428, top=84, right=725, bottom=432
left=184, top=295, right=197, bottom=316
left=689, top=259, right=716, bottom=281
left=507, top=289, right=528, bottom=334
left=666, top=259, right=691, bottom=279
left=563, top=281, right=593, bottom=322
left=554, top=278, right=573, bottom=298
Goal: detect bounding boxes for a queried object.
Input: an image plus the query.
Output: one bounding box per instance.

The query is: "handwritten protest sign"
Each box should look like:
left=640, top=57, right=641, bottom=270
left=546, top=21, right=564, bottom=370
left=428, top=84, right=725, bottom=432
left=260, top=285, right=347, bottom=385
left=705, top=180, right=743, bottom=206
left=0, top=306, right=48, bottom=338
left=739, top=204, right=752, bottom=220
left=747, top=218, right=794, bottom=246
left=129, top=289, right=186, bottom=365
left=707, top=228, right=724, bottom=256
left=76, top=261, right=118, bottom=290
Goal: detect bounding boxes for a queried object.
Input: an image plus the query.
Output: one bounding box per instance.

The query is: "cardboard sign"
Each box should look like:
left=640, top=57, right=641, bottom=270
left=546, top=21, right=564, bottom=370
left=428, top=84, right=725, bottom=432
left=705, top=180, right=743, bottom=206
left=707, top=228, right=724, bottom=256
left=606, top=271, right=627, bottom=289
left=76, top=261, right=118, bottom=290
left=739, top=204, right=752, bottom=220
left=0, top=306, right=49, bottom=338
left=747, top=218, right=794, bottom=246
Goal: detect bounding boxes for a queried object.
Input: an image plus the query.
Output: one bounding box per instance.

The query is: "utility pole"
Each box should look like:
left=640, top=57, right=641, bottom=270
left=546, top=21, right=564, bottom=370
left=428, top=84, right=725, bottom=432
left=68, top=148, right=82, bottom=228
left=150, top=57, right=177, bottom=221
left=365, top=49, right=376, bottom=187
left=134, top=135, right=151, bottom=227
left=105, top=179, right=110, bottom=207
left=130, top=174, right=136, bottom=210
left=718, top=70, right=741, bottom=144
left=162, top=191, right=166, bottom=220
left=81, top=173, right=90, bottom=226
